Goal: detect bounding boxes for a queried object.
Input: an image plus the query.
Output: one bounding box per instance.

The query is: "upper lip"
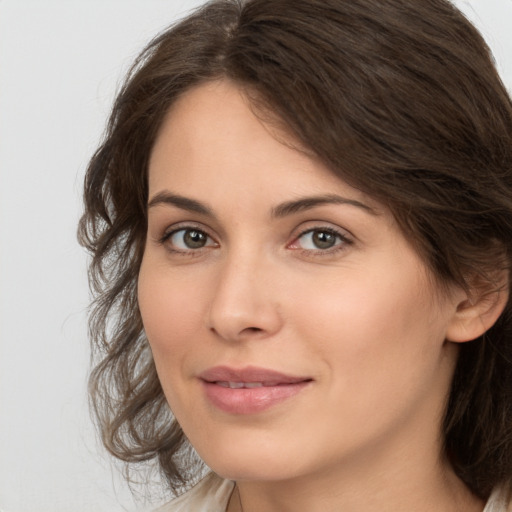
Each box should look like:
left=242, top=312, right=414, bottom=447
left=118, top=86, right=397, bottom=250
left=199, top=365, right=312, bottom=385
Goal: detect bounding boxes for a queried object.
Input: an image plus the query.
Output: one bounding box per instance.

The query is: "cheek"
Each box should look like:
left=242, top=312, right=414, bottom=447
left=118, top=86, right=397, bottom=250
left=137, top=260, right=206, bottom=363
left=287, top=270, right=454, bottom=460
left=137, top=260, right=212, bottom=425
left=299, top=271, right=424, bottom=345
left=297, top=263, right=449, bottom=394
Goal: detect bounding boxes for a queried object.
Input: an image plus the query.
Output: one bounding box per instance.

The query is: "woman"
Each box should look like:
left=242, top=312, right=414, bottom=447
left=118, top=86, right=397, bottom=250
left=79, top=0, right=512, bottom=510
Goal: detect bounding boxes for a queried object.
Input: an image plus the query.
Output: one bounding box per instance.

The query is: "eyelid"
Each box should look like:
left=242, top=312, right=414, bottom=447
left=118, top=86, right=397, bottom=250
left=158, top=220, right=213, bottom=238
left=291, top=220, right=354, bottom=242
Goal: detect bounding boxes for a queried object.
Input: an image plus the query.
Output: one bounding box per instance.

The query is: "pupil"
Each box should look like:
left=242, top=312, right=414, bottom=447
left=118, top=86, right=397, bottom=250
left=184, top=230, right=206, bottom=248
left=313, top=231, right=336, bottom=249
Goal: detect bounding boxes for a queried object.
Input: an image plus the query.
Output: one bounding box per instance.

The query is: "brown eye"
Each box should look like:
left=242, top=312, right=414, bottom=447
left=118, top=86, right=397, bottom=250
left=297, top=229, right=343, bottom=250
left=311, top=230, right=338, bottom=249
left=167, top=228, right=216, bottom=250
left=183, top=230, right=208, bottom=248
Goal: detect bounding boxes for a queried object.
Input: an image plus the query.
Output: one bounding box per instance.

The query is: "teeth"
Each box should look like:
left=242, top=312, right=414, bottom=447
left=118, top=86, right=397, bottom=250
left=216, top=381, right=264, bottom=389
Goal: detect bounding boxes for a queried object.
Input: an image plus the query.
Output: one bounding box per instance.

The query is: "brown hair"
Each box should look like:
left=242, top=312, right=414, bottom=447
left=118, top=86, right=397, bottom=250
left=79, top=0, right=512, bottom=498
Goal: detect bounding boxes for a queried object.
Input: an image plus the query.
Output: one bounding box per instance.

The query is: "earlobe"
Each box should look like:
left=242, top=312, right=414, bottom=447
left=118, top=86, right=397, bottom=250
left=446, top=277, right=509, bottom=343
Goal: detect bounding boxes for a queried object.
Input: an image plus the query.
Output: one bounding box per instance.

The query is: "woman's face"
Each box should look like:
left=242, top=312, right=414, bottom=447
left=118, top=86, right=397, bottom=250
left=138, top=80, right=464, bottom=483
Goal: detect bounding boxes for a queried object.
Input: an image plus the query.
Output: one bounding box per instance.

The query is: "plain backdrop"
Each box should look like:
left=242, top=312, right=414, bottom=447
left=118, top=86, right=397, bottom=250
left=0, top=1, right=511, bottom=511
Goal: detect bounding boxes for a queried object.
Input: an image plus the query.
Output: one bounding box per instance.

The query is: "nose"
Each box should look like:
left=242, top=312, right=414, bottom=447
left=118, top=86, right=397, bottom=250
left=206, top=253, right=283, bottom=342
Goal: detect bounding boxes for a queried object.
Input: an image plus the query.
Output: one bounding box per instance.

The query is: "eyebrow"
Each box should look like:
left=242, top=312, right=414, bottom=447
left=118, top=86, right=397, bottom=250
left=271, top=194, right=376, bottom=218
left=147, top=191, right=375, bottom=218
left=148, top=191, right=215, bottom=217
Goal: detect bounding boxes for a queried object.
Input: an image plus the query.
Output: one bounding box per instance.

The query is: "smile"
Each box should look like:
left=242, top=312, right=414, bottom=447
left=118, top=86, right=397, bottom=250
left=215, top=380, right=305, bottom=388
left=217, top=381, right=265, bottom=388
left=199, top=366, right=313, bottom=414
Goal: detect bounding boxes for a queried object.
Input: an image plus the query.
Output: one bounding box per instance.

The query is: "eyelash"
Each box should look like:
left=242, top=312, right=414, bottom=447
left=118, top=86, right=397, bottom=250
left=158, top=225, right=353, bottom=258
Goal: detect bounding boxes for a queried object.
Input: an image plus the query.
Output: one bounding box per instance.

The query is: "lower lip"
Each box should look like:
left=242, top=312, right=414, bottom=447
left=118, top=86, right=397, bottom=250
left=201, top=381, right=311, bottom=415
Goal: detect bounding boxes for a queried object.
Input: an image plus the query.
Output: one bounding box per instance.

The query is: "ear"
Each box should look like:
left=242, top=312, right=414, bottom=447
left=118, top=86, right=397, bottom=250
left=446, top=272, right=509, bottom=343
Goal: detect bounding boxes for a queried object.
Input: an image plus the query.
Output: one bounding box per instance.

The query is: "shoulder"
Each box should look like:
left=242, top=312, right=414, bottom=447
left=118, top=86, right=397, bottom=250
left=484, top=485, right=512, bottom=512
left=154, top=472, right=235, bottom=512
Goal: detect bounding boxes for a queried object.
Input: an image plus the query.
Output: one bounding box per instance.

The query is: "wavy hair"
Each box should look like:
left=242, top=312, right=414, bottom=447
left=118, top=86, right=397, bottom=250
left=78, top=0, right=512, bottom=498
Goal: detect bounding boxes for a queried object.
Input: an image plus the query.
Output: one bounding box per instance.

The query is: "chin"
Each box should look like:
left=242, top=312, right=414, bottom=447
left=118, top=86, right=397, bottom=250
left=196, top=438, right=298, bottom=482
left=208, top=460, right=300, bottom=483
left=196, top=431, right=326, bottom=484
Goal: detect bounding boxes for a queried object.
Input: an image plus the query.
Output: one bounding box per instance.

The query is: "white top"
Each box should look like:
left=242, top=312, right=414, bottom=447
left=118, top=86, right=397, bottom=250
left=156, top=472, right=512, bottom=512
left=155, top=473, right=235, bottom=512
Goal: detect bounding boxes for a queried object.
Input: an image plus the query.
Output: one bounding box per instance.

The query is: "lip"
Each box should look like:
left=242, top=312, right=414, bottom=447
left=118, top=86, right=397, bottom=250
left=199, top=365, right=313, bottom=415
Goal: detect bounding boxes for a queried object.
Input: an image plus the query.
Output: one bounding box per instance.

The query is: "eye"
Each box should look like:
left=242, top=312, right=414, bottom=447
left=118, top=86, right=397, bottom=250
left=163, top=227, right=217, bottom=251
left=289, top=227, right=351, bottom=252
left=299, top=229, right=339, bottom=250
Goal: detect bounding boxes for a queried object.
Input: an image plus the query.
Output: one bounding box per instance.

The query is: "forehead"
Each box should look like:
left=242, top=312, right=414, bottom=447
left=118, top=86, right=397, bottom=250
left=148, top=80, right=380, bottom=212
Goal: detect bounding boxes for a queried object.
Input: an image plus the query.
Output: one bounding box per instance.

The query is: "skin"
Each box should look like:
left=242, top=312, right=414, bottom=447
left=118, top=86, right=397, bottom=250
left=138, top=80, right=486, bottom=512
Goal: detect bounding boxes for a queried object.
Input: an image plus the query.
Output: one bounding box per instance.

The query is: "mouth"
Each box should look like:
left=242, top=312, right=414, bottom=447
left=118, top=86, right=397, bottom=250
left=199, top=366, right=313, bottom=414
left=216, top=381, right=281, bottom=388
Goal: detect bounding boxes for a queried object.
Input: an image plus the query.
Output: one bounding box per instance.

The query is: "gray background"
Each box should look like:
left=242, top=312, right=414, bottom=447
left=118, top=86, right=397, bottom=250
left=0, top=1, right=511, bottom=511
